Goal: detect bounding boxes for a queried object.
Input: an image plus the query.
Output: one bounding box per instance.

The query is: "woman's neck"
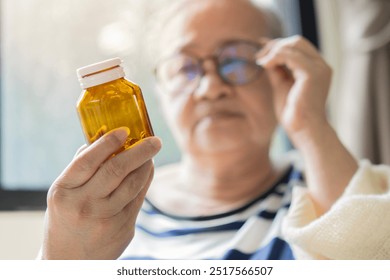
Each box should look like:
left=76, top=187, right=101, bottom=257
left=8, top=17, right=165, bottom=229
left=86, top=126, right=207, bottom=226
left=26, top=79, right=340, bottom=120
left=174, top=148, right=279, bottom=215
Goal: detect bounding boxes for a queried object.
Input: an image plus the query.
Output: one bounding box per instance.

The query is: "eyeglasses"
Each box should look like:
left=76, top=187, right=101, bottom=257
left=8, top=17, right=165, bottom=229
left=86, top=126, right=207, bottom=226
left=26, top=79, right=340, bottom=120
left=154, top=40, right=263, bottom=96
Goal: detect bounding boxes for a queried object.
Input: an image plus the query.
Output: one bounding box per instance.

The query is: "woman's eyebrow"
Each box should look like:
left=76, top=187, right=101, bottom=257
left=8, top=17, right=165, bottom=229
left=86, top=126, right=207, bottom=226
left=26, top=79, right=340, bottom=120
left=177, top=42, right=201, bottom=54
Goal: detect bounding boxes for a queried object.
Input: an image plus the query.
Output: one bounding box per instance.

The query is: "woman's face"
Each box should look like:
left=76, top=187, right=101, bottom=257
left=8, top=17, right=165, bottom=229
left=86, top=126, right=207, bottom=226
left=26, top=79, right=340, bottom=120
left=157, top=0, right=278, bottom=157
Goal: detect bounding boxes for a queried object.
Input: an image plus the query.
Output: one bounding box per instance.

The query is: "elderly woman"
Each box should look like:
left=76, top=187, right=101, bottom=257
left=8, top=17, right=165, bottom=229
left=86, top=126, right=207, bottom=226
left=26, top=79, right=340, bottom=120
left=40, top=0, right=389, bottom=260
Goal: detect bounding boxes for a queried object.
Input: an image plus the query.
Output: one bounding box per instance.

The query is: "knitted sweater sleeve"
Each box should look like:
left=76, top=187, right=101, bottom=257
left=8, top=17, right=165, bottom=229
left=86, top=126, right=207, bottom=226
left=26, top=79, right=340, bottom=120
left=282, top=160, right=390, bottom=259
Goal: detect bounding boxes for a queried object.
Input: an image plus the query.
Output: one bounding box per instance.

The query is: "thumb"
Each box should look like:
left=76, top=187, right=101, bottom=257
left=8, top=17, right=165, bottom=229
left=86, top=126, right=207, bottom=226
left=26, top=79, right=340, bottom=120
left=74, top=144, right=88, bottom=158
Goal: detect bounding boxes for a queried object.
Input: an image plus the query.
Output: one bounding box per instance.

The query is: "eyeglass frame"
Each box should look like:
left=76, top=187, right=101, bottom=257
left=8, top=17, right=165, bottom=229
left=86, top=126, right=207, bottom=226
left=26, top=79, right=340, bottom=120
left=153, top=39, right=264, bottom=96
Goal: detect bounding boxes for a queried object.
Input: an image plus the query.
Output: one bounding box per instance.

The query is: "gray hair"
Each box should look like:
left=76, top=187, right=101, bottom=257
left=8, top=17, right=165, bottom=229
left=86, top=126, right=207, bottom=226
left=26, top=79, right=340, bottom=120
left=145, top=0, right=284, bottom=66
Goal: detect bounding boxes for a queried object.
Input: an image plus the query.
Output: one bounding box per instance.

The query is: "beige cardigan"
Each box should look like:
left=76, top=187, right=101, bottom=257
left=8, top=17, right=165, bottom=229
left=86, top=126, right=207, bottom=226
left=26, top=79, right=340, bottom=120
left=282, top=160, right=390, bottom=259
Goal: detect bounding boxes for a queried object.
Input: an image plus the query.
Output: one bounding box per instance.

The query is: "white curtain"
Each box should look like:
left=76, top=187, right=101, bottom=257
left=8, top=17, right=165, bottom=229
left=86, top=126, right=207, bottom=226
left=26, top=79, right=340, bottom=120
left=335, top=0, right=390, bottom=164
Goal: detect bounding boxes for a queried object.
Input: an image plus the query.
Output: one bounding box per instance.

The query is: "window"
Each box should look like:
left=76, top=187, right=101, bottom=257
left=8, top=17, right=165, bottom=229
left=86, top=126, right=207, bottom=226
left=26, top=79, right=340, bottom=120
left=0, top=0, right=181, bottom=210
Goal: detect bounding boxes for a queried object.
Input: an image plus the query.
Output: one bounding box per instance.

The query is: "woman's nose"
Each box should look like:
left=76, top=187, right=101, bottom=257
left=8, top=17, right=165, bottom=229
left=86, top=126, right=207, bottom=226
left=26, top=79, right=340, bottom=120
left=192, top=60, right=233, bottom=101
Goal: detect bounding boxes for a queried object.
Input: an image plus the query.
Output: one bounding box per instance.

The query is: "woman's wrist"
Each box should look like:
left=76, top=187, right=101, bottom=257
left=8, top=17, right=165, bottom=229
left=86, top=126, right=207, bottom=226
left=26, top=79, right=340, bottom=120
left=285, top=116, right=332, bottom=152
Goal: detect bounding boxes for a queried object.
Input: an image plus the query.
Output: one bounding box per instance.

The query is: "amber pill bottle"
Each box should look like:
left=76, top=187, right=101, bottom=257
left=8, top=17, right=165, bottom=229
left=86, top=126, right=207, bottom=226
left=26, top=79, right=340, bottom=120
left=76, top=57, right=154, bottom=150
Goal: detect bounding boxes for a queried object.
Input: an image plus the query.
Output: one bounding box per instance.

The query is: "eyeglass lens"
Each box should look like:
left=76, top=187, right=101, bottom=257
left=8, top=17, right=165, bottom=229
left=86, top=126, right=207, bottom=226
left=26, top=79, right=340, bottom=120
left=156, top=41, right=261, bottom=95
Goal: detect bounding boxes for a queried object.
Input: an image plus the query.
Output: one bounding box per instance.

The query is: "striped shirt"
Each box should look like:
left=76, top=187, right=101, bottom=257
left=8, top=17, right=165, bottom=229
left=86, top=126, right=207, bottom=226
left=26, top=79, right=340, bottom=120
left=120, top=163, right=304, bottom=260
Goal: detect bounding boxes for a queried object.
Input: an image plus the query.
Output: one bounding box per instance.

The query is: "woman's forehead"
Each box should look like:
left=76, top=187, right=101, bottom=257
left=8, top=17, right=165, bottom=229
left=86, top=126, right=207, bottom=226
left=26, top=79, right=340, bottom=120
left=158, top=0, right=268, bottom=57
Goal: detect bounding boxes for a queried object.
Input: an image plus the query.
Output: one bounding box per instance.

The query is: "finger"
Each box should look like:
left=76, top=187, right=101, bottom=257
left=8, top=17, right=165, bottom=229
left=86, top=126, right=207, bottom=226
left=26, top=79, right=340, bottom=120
left=54, top=127, right=130, bottom=189
left=257, top=37, right=272, bottom=46
left=256, top=37, right=280, bottom=62
left=285, top=35, right=320, bottom=57
left=74, top=145, right=88, bottom=158
left=98, top=160, right=154, bottom=217
left=257, top=35, right=320, bottom=67
left=106, top=169, right=153, bottom=248
left=87, top=137, right=161, bottom=198
left=273, top=35, right=319, bottom=58
left=119, top=171, right=153, bottom=231
left=259, top=47, right=320, bottom=79
left=265, top=66, right=294, bottom=94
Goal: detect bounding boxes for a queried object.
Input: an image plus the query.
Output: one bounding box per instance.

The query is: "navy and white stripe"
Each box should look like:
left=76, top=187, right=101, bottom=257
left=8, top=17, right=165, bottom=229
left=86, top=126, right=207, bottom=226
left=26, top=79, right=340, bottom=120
left=121, top=164, right=304, bottom=260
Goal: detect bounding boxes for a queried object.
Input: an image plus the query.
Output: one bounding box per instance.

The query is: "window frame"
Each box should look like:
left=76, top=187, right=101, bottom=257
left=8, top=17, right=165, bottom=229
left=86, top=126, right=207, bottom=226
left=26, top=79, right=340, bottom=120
left=0, top=190, right=47, bottom=211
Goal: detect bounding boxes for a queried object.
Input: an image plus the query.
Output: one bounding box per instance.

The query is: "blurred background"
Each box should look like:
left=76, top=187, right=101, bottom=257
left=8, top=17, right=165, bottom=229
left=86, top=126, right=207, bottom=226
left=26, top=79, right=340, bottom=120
left=1, top=0, right=181, bottom=190
left=0, top=0, right=389, bottom=259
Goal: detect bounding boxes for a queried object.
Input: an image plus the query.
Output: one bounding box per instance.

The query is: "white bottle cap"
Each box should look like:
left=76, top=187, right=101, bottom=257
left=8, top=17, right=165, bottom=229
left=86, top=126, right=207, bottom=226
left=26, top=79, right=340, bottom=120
left=77, top=57, right=125, bottom=89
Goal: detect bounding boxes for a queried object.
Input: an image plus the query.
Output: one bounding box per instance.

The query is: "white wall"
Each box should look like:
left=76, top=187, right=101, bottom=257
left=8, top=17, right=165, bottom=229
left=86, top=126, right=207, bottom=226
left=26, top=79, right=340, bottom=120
left=0, top=211, right=45, bottom=260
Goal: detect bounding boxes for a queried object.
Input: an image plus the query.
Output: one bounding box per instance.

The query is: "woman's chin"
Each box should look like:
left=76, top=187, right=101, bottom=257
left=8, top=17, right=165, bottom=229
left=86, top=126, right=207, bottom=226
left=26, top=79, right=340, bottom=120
left=191, top=133, right=250, bottom=154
